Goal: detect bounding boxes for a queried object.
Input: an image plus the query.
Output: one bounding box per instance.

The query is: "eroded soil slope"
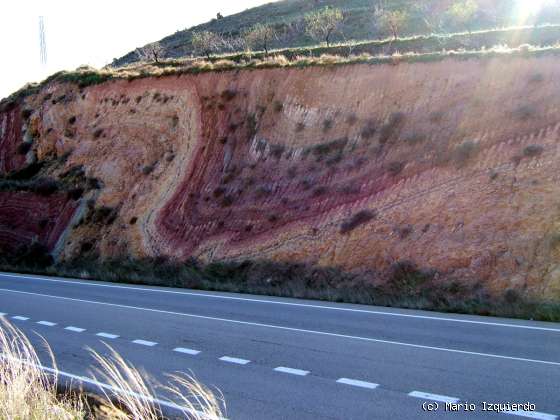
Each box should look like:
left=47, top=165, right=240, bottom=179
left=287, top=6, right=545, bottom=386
left=2, top=54, right=560, bottom=303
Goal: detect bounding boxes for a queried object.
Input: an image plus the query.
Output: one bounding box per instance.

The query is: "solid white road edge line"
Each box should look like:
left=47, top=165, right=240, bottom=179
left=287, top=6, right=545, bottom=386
left=504, top=410, right=558, bottom=420
left=1, top=272, right=557, bottom=333
left=96, top=332, right=119, bottom=339
left=12, top=316, right=29, bottom=321
left=274, top=367, right=309, bottom=376
left=336, top=378, right=379, bottom=389
left=132, top=339, right=158, bottom=347
left=219, top=356, right=250, bottom=365
left=173, top=347, right=201, bottom=355
left=65, top=326, right=86, bottom=333
left=1, top=288, right=560, bottom=367
left=37, top=321, right=56, bottom=326
left=0, top=354, right=227, bottom=420
left=408, top=391, right=460, bottom=404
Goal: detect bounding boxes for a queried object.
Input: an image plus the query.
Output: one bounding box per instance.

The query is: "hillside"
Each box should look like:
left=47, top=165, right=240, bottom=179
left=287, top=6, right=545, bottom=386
left=1, top=46, right=560, bottom=320
left=113, top=0, right=560, bottom=66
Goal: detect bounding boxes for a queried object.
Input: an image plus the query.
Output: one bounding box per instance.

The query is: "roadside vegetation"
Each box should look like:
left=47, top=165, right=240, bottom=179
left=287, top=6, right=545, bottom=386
left=1, top=253, right=558, bottom=322
left=0, top=320, right=225, bottom=419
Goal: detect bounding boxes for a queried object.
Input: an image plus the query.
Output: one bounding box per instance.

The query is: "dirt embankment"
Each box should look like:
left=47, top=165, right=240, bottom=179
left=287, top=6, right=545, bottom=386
left=1, top=54, right=560, bottom=312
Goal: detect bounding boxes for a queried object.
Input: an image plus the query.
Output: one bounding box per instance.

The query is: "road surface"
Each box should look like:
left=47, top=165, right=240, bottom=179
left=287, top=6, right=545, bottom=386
left=0, top=271, right=558, bottom=419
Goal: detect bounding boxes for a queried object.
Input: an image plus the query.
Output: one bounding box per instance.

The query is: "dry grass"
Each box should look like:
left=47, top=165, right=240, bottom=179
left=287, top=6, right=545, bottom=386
left=0, top=321, right=85, bottom=419
left=90, top=344, right=225, bottom=420
left=4, top=42, right=560, bottom=110
left=0, top=320, right=225, bottom=419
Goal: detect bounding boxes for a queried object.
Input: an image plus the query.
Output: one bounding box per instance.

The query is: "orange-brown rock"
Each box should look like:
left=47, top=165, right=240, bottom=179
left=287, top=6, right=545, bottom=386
left=2, top=54, right=560, bottom=301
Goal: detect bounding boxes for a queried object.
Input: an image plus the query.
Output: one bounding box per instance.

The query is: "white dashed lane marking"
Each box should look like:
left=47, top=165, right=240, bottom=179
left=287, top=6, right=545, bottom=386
left=3, top=306, right=556, bottom=420
left=505, top=410, right=558, bottom=420
left=96, top=332, right=119, bottom=339
left=132, top=339, right=158, bottom=347
left=408, top=391, right=460, bottom=404
left=219, top=356, right=250, bottom=365
left=274, top=367, right=310, bottom=376
left=173, top=347, right=201, bottom=355
left=37, top=321, right=56, bottom=326
left=65, top=326, right=86, bottom=333
left=336, top=378, right=379, bottom=390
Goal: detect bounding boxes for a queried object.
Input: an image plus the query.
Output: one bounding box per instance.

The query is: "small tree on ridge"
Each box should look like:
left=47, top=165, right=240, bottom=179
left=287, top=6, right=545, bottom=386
left=191, top=31, right=223, bottom=59
left=376, top=9, right=409, bottom=40
left=244, top=23, right=277, bottom=55
left=447, top=0, right=479, bottom=33
left=305, top=6, right=344, bottom=47
left=136, top=42, right=164, bottom=64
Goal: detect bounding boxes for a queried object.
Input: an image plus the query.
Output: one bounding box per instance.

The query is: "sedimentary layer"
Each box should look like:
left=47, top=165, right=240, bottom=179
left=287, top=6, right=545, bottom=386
left=1, top=53, right=560, bottom=300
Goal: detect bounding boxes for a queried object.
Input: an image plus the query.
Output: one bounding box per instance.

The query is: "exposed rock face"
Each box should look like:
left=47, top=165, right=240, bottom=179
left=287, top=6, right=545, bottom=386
left=0, top=191, right=78, bottom=254
left=2, top=55, right=560, bottom=301
left=0, top=105, right=27, bottom=173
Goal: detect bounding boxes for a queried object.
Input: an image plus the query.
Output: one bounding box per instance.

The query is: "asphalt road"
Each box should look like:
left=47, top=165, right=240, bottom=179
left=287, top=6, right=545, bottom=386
left=0, top=271, right=558, bottom=419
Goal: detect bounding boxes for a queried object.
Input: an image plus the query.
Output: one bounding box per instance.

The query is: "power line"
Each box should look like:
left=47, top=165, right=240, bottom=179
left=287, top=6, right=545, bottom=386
left=39, top=16, right=47, bottom=66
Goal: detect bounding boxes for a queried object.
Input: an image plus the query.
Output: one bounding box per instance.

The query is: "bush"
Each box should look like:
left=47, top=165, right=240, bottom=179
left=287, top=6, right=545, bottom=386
left=514, top=105, right=536, bottom=121
left=221, top=89, right=237, bottom=101
left=523, top=144, right=544, bottom=158
left=16, top=142, right=32, bottom=155
left=453, top=140, right=479, bottom=166
left=361, top=119, right=377, bottom=139
left=32, top=178, right=59, bottom=196
left=379, top=112, right=406, bottom=144
left=387, top=161, right=405, bottom=176
left=21, top=109, right=33, bottom=120
left=86, top=206, right=118, bottom=225
left=340, top=210, right=376, bottom=234
left=404, top=133, right=426, bottom=145
left=387, top=260, right=434, bottom=297
left=93, top=128, right=104, bottom=139
left=142, top=164, right=155, bottom=175
left=13, top=241, right=53, bottom=269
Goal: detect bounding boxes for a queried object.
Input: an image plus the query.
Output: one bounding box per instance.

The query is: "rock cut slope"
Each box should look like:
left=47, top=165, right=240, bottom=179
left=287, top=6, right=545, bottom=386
left=1, top=52, right=560, bottom=305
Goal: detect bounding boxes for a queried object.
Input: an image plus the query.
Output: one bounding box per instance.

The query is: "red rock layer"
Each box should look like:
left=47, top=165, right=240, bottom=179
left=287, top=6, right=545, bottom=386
left=0, top=105, right=26, bottom=174
left=0, top=192, right=78, bottom=253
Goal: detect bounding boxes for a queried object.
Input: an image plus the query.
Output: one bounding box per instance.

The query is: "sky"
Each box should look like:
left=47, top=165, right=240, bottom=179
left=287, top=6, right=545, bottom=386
left=0, top=0, right=271, bottom=99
